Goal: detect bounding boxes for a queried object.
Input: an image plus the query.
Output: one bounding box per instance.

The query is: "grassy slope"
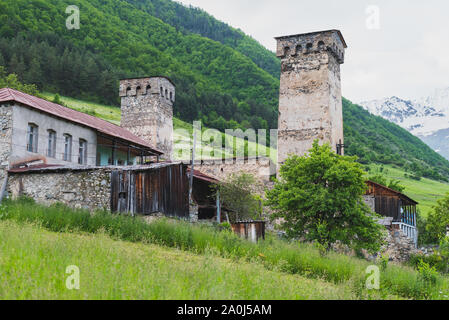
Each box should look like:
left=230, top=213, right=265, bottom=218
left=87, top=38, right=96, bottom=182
left=367, top=164, right=449, bottom=217
left=0, top=220, right=357, bottom=300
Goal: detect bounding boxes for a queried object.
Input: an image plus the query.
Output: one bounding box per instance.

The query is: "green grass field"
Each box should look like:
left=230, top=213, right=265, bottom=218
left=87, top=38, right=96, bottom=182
left=2, top=199, right=449, bottom=300
left=0, top=220, right=361, bottom=300
left=367, top=164, right=449, bottom=217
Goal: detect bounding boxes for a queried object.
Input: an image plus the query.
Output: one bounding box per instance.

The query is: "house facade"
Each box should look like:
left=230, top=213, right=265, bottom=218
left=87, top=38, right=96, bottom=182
left=0, top=88, right=163, bottom=182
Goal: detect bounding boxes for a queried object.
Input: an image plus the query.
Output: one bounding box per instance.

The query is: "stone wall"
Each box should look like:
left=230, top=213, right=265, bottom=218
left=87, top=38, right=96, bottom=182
left=185, top=157, right=276, bottom=186
left=120, top=77, right=174, bottom=160
left=382, top=226, right=418, bottom=262
left=0, top=104, right=13, bottom=182
left=276, top=30, right=346, bottom=171
left=8, top=168, right=111, bottom=211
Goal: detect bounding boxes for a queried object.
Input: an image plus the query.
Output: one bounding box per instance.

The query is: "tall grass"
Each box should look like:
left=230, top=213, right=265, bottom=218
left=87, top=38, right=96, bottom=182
left=1, top=198, right=448, bottom=299
left=0, top=220, right=360, bottom=300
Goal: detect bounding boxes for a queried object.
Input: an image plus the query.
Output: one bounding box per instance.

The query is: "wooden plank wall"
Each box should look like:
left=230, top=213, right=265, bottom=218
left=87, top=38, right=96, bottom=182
left=111, top=164, right=189, bottom=218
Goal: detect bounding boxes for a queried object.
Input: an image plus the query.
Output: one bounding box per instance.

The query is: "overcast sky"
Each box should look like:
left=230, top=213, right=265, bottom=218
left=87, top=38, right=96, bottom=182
left=176, top=0, right=449, bottom=102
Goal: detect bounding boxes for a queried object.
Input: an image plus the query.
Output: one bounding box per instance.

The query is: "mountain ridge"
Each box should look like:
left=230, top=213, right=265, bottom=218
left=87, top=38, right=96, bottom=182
left=359, top=87, right=449, bottom=160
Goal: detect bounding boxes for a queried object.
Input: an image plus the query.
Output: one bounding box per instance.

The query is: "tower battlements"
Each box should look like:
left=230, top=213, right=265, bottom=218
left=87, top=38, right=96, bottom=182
left=119, top=77, right=175, bottom=105
left=275, top=30, right=346, bottom=64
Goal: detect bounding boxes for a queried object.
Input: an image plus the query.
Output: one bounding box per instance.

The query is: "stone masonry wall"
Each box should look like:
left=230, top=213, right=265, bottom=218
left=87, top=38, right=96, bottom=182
left=0, top=104, right=13, bottom=182
left=8, top=168, right=111, bottom=211
left=186, top=157, right=276, bottom=186
left=120, top=77, right=174, bottom=160
left=276, top=30, right=346, bottom=170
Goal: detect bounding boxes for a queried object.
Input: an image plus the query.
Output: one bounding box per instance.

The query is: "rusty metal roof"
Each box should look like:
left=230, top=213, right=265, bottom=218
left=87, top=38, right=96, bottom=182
left=187, top=168, right=219, bottom=184
left=8, top=162, right=182, bottom=174
left=0, top=88, right=163, bottom=155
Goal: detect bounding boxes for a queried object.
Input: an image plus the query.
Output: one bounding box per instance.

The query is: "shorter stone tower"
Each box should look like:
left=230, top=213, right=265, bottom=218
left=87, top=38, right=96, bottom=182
left=276, top=30, right=347, bottom=171
left=120, top=77, right=175, bottom=160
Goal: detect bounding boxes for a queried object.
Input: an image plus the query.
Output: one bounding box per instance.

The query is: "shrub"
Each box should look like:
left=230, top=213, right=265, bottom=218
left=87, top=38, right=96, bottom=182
left=417, top=260, right=440, bottom=287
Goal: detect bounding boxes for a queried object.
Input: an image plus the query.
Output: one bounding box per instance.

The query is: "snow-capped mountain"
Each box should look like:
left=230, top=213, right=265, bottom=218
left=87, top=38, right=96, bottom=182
left=358, top=87, right=449, bottom=160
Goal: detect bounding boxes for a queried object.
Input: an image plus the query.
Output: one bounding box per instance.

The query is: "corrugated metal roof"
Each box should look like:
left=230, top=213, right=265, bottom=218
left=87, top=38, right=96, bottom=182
left=8, top=162, right=181, bottom=174
left=0, top=88, right=163, bottom=155
left=187, top=168, right=219, bottom=184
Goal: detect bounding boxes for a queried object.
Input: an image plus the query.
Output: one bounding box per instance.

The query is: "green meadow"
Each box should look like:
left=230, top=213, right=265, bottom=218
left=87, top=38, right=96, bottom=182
left=367, top=164, right=449, bottom=217
left=2, top=199, right=449, bottom=300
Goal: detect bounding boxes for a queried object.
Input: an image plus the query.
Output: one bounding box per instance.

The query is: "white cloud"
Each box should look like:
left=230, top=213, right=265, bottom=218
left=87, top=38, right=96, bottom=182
left=177, top=0, right=449, bottom=102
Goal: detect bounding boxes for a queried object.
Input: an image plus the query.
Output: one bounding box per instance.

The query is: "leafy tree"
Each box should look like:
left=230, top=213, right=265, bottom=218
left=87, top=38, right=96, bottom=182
left=0, top=66, right=38, bottom=96
left=266, top=141, right=384, bottom=254
left=426, top=193, right=449, bottom=242
left=214, top=172, right=262, bottom=223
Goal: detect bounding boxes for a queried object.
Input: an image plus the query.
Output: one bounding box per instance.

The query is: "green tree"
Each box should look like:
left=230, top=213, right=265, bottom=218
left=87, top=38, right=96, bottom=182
left=426, top=193, right=449, bottom=242
left=266, top=141, right=384, bottom=254
left=214, top=172, right=262, bottom=223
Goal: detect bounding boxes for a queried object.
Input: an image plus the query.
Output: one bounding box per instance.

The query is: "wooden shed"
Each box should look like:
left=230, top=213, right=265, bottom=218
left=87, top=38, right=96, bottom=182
left=365, top=180, right=418, bottom=247
left=110, top=163, right=189, bottom=218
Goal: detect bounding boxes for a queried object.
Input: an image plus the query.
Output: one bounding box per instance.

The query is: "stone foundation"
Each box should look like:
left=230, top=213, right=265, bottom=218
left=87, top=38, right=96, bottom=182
left=381, top=227, right=417, bottom=262
left=8, top=168, right=111, bottom=211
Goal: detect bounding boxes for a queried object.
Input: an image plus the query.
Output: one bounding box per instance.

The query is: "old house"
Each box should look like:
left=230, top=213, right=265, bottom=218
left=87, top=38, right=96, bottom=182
left=364, top=180, right=418, bottom=247
left=0, top=87, right=163, bottom=177
left=0, top=83, right=217, bottom=219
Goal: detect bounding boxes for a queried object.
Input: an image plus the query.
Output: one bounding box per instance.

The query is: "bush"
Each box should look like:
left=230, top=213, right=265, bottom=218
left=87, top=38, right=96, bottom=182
left=417, top=260, right=440, bottom=287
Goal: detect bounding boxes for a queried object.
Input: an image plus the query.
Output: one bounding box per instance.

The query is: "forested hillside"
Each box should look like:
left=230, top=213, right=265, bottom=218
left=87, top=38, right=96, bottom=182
left=1, top=0, right=449, bottom=181
left=0, top=0, right=279, bottom=131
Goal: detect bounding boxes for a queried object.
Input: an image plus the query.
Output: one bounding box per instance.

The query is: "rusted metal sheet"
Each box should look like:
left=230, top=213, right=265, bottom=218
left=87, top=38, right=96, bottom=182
left=111, top=163, right=189, bottom=218
left=231, top=221, right=266, bottom=242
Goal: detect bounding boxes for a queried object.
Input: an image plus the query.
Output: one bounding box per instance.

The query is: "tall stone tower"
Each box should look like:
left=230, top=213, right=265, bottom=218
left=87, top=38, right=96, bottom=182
left=276, top=30, right=347, bottom=170
left=120, top=77, right=175, bottom=160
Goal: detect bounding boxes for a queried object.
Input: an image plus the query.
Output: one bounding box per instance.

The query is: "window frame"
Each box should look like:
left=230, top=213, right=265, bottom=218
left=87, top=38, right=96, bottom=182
left=78, top=138, right=87, bottom=165
left=63, top=134, right=72, bottom=162
left=26, top=123, right=39, bottom=153
left=47, top=130, right=57, bottom=158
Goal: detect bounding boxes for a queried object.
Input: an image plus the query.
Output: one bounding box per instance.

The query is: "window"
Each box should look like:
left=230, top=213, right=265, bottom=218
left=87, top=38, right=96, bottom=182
left=26, top=123, right=38, bottom=153
left=78, top=139, right=87, bottom=165
left=47, top=130, right=56, bottom=158
left=63, top=134, right=72, bottom=162
left=160, top=87, right=164, bottom=97
left=165, top=89, right=168, bottom=99
left=170, top=92, right=173, bottom=101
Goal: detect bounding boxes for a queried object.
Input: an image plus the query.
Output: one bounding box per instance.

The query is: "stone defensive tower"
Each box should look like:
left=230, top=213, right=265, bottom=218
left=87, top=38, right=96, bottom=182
left=120, top=77, right=175, bottom=160
left=275, top=30, right=347, bottom=170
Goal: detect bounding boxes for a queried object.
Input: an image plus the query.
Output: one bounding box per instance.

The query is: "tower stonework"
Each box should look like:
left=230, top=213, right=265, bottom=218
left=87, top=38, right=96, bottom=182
left=120, top=77, right=175, bottom=160
left=276, top=30, right=346, bottom=170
